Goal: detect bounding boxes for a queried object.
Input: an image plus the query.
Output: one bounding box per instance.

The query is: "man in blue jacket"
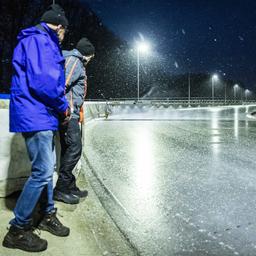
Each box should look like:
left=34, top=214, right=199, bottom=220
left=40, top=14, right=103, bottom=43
left=2, top=4, right=70, bottom=252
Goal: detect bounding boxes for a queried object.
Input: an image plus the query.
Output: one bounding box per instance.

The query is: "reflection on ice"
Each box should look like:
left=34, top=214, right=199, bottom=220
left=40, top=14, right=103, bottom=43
left=133, top=127, right=154, bottom=194
left=131, top=126, right=158, bottom=220
left=211, top=111, right=220, bottom=156
left=234, top=107, right=239, bottom=139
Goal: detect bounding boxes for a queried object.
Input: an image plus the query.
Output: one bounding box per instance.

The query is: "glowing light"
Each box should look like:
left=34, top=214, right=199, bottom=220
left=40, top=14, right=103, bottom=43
left=212, top=74, right=219, bottom=81
left=136, top=41, right=150, bottom=53
left=233, top=84, right=239, bottom=99
left=211, top=74, right=219, bottom=102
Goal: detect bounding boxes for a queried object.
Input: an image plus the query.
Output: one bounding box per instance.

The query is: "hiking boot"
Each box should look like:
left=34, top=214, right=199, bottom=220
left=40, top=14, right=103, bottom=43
left=54, top=189, right=79, bottom=204
left=38, top=208, right=70, bottom=237
left=70, top=186, right=88, bottom=198
left=2, top=225, right=47, bottom=252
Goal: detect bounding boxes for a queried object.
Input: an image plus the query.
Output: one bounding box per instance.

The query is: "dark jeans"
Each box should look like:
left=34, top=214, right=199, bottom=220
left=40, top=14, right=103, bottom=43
left=55, top=118, right=82, bottom=193
left=10, top=131, right=56, bottom=228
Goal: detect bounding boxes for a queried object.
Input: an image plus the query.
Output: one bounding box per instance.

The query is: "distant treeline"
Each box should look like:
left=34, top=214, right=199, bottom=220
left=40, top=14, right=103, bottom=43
left=0, top=0, right=250, bottom=99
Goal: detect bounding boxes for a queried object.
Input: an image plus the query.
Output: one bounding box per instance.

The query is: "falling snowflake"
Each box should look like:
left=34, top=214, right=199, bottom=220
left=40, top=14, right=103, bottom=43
left=182, top=29, right=186, bottom=35
left=174, top=61, right=179, bottom=68
left=238, top=36, right=244, bottom=41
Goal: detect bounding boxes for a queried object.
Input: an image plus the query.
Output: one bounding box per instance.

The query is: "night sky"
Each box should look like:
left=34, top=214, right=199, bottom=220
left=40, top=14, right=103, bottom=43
left=83, top=0, right=256, bottom=89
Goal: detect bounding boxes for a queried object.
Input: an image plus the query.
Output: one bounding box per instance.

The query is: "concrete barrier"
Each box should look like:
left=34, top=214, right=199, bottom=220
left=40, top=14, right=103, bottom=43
left=0, top=106, right=31, bottom=197
left=0, top=99, right=108, bottom=197
left=1, top=98, right=256, bottom=197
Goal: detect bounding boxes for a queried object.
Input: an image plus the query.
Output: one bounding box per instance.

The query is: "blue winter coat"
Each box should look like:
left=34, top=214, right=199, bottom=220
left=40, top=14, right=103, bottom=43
left=9, top=22, right=68, bottom=132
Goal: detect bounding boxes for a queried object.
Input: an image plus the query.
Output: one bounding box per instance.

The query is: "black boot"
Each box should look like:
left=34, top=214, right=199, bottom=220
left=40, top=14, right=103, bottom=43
left=2, top=225, right=47, bottom=252
left=38, top=209, right=70, bottom=237
left=70, top=186, right=88, bottom=198
left=54, top=189, right=80, bottom=204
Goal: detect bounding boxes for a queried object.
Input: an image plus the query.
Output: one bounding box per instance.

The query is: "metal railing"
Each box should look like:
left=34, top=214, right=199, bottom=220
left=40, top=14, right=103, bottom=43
left=86, top=97, right=256, bottom=107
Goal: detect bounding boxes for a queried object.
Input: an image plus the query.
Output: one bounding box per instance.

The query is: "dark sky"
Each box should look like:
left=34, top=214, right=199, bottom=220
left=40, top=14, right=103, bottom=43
left=83, top=0, right=256, bottom=89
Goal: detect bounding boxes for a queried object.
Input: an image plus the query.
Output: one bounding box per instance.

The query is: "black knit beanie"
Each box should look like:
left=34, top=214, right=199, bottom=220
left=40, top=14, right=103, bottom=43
left=40, top=4, right=69, bottom=27
left=76, top=38, right=95, bottom=56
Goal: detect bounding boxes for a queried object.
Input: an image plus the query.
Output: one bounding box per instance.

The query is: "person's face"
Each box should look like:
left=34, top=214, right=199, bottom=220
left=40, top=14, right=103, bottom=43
left=56, top=25, right=66, bottom=43
left=83, top=54, right=94, bottom=66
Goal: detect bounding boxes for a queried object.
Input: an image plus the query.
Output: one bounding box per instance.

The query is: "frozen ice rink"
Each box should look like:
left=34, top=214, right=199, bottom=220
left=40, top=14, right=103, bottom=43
left=83, top=105, right=256, bottom=256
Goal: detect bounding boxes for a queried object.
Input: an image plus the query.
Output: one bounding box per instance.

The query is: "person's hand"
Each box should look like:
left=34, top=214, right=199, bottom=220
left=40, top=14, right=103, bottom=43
left=59, top=107, right=71, bottom=125
left=79, top=106, right=84, bottom=123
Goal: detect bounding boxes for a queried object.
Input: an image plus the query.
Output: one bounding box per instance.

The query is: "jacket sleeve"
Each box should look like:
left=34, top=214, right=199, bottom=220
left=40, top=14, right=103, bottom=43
left=76, top=75, right=87, bottom=102
left=70, top=61, right=87, bottom=99
left=65, top=56, right=82, bottom=90
left=25, top=35, right=68, bottom=113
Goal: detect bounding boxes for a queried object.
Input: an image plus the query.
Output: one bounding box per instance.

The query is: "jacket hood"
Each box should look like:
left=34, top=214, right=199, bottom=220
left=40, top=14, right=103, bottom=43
left=17, top=26, right=44, bottom=41
left=63, top=49, right=83, bottom=61
left=17, top=23, right=59, bottom=45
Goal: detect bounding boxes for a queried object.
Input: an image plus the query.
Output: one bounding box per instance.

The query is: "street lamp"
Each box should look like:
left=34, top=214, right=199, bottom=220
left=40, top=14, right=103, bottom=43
left=224, top=83, right=227, bottom=104
left=136, top=41, right=150, bottom=101
left=245, top=89, right=250, bottom=102
left=233, top=84, right=239, bottom=99
left=211, top=74, right=219, bottom=102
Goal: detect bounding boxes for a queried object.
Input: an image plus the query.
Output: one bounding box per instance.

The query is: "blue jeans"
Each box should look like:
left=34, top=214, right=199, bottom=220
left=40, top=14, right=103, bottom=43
left=10, top=130, right=56, bottom=228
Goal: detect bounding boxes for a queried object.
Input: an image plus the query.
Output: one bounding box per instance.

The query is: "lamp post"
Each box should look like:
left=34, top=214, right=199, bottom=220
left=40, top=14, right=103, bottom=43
left=211, top=74, right=218, bottom=103
left=136, top=41, right=150, bottom=102
left=245, top=89, right=250, bottom=102
left=233, top=84, right=239, bottom=100
left=224, top=83, right=227, bottom=105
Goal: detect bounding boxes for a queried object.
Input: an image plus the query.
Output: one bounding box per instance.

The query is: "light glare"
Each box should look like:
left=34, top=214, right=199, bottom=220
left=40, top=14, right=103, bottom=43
left=212, top=74, right=218, bottom=81
left=137, top=42, right=150, bottom=53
